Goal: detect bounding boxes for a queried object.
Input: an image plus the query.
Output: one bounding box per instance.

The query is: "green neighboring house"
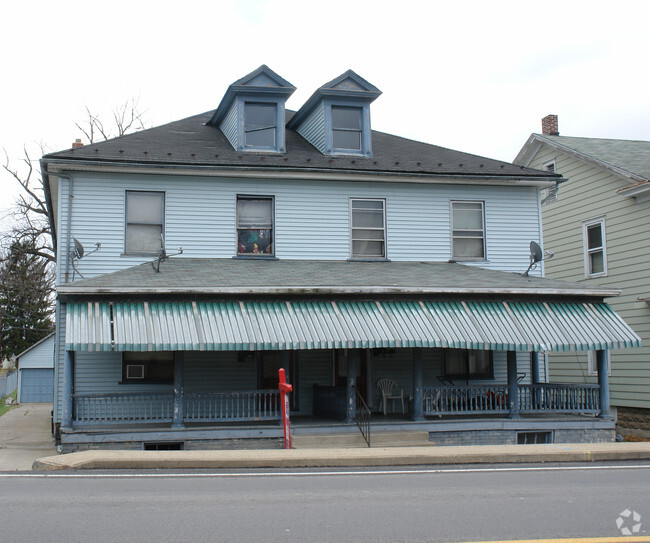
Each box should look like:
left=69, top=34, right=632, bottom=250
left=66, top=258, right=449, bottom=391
left=515, top=115, right=650, bottom=436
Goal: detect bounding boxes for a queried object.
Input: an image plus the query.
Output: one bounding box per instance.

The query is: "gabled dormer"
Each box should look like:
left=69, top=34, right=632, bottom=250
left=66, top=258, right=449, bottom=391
left=287, top=70, right=381, bottom=157
left=208, top=65, right=296, bottom=153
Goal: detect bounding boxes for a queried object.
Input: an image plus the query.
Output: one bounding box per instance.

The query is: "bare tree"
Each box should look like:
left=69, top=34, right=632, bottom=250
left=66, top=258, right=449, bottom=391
left=2, top=99, right=148, bottom=263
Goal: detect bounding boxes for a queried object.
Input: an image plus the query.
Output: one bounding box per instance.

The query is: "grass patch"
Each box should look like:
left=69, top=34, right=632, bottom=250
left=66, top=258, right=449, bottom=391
left=0, top=390, right=18, bottom=417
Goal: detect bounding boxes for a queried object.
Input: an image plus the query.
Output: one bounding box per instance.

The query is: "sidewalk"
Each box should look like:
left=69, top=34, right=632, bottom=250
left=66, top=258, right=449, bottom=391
left=32, top=441, right=650, bottom=471
left=0, top=403, right=57, bottom=471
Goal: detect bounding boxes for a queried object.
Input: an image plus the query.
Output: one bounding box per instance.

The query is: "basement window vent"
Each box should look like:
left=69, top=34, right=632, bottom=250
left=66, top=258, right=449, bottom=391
left=143, top=442, right=184, bottom=451
left=517, top=431, right=553, bottom=445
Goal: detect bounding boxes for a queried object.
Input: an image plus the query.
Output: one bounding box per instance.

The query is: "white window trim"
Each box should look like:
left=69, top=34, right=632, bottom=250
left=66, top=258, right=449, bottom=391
left=450, top=200, right=486, bottom=261
left=349, top=198, right=387, bottom=260
left=124, top=190, right=165, bottom=256
left=587, top=350, right=611, bottom=376
left=582, top=216, right=607, bottom=277
left=236, top=195, right=275, bottom=258
left=541, top=160, right=558, bottom=204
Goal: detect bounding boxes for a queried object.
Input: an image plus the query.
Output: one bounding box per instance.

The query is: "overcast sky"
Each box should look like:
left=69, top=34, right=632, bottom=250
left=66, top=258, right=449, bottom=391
left=2, top=0, right=649, bottom=220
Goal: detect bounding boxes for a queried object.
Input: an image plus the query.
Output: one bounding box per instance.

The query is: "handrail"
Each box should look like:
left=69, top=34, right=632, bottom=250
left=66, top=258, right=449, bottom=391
left=354, top=386, right=371, bottom=447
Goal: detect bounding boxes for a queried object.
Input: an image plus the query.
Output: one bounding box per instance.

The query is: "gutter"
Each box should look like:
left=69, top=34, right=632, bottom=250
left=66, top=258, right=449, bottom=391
left=56, top=284, right=621, bottom=299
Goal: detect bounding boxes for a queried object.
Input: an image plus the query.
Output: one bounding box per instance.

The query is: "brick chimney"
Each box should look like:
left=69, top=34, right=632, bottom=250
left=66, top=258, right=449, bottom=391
left=541, top=114, right=559, bottom=136
left=72, top=138, right=83, bottom=148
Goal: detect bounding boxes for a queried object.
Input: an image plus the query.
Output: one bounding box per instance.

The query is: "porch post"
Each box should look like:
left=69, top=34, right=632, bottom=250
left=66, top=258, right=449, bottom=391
left=61, top=350, right=74, bottom=430
left=412, top=348, right=424, bottom=421
left=172, top=352, right=185, bottom=429
left=597, top=349, right=610, bottom=418
left=531, top=352, right=540, bottom=384
left=345, top=349, right=358, bottom=423
left=507, top=351, right=520, bottom=419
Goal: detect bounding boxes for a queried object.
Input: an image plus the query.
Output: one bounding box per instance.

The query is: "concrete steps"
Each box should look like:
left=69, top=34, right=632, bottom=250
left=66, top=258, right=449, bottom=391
left=292, top=431, right=432, bottom=449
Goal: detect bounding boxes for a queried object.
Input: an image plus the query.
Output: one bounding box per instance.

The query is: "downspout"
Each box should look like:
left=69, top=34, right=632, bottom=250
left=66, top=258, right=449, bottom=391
left=61, top=173, right=74, bottom=283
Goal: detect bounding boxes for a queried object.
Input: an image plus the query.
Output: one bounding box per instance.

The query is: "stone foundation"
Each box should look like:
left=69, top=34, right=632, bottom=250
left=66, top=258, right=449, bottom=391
left=428, top=428, right=615, bottom=446
left=616, top=407, right=650, bottom=439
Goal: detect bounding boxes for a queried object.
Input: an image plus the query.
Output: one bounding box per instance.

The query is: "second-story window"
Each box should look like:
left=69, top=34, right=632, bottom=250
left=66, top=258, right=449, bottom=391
left=332, top=106, right=362, bottom=151
left=583, top=217, right=607, bottom=277
left=351, top=198, right=386, bottom=259
left=451, top=201, right=485, bottom=260
left=125, top=191, right=164, bottom=255
left=244, top=103, right=277, bottom=149
left=237, top=196, right=274, bottom=256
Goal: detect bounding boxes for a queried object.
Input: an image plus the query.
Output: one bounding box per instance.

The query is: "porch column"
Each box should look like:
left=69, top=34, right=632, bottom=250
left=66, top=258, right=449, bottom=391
left=172, top=352, right=185, bottom=429
left=412, top=348, right=424, bottom=421
left=597, top=349, right=611, bottom=418
left=61, top=350, right=74, bottom=430
left=345, top=349, right=358, bottom=423
left=531, top=352, right=540, bottom=384
left=507, top=351, right=520, bottom=419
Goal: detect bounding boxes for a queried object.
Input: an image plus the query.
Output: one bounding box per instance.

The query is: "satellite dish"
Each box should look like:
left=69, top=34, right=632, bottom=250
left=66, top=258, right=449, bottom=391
left=73, top=237, right=85, bottom=259
left=523, top=240, right=549, bottom=277
left=70, top=237, right=101, bottom=280
left=530, top=241, right=543, bottom=264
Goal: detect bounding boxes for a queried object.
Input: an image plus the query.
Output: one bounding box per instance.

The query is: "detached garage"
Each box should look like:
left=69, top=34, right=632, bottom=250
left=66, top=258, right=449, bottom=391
left=17, top=334, right=55, bottom=403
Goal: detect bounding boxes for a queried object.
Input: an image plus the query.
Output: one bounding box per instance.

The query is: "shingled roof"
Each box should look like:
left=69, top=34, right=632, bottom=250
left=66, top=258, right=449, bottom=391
left=57, top=258, right=618, bottom=300
left=44, top=110, right=557, bottom=181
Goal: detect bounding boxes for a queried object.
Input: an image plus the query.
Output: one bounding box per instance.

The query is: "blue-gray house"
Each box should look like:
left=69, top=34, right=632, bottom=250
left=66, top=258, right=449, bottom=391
left=41, top=66, right=640, bottom=452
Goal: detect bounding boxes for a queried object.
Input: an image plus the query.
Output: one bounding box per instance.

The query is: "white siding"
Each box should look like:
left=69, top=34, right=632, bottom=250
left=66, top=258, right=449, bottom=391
left=17, top=335, right=55, bottom=369
left=219, top=101, right=239, bottom=149
left=58, top=173, right=542, bottom=281
left=295, top=103, right=326, bottom=154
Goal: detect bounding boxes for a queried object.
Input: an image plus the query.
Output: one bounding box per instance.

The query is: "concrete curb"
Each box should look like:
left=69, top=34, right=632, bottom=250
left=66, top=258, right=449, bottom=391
left=32, top=442, right=650, bottom=471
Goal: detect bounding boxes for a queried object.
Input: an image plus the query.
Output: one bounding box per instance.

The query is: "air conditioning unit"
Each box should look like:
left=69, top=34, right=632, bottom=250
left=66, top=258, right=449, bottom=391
left=126, top=364, right=145, bottom=379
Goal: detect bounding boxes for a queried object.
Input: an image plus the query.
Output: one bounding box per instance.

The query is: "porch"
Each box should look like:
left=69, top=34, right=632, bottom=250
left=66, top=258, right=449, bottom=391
left=70, top=382, right=601, bottom=426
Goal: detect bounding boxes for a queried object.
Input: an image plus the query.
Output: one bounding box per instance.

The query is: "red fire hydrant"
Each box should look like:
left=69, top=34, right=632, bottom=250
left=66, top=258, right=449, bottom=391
left=278, top=368, right=292, bottom=449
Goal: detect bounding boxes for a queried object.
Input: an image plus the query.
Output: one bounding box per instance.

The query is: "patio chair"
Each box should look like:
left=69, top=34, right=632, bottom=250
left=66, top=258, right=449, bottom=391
left=377, top=378, right=405, bottom=416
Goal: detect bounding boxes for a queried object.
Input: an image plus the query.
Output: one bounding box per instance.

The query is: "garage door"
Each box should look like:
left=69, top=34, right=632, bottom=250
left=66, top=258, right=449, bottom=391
left=20, top=369, right=54, bottom=403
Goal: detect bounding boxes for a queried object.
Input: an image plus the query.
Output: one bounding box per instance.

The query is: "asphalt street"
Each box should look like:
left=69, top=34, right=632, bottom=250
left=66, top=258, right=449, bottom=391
left=1, top=463, right=649, bottom=542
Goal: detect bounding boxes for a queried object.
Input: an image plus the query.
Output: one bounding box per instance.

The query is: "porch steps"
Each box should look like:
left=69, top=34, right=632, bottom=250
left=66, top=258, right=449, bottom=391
left=292, top=431, right=432, bottom=449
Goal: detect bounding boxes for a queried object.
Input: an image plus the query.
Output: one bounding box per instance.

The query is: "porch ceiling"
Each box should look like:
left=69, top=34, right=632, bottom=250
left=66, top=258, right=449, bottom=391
left=65, top=299, right=640, bottom=353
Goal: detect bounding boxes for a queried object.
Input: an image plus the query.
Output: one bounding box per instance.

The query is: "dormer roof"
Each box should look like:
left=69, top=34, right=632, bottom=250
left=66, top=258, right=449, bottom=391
left=287, top=69, right=381, bottom=130
left=207, top=65, right=296, bottom=127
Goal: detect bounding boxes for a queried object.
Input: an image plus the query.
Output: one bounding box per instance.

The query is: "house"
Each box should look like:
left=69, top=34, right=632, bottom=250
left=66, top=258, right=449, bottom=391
left=40, top=67, right=640, bottom=452
left=16, top=333, right=55, bottom=403
left=515, top=115, right=650, bottom=437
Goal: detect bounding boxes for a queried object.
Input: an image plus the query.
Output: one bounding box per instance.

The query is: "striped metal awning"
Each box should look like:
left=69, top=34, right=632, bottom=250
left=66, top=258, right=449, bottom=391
left=65, top=300, right=640, bottom=353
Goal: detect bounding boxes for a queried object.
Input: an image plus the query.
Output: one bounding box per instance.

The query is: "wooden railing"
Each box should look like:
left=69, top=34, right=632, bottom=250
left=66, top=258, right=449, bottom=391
left=423, top=383, right=601, bottom=417
left=73, top=391, right=174, bottom=424
left=184, top=390, right=280, bottom=422
left=423, top=385, right=509, bottom=415
left=73, top=390, right=281, bottom=425
left=518, top=384, right=600, bottom=414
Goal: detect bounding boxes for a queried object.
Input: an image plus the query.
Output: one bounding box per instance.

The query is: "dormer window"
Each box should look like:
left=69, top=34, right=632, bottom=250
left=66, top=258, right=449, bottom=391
left=288, top=69, right=381, bottom=158
left=245, top=102, right=277, bottom=148
left=332, top=106, right=362, bottom=151
left=207, top=65, right=295, bottom=154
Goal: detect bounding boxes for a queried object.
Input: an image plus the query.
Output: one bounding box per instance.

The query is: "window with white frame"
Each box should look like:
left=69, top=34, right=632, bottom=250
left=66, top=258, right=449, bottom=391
left=541, top=161, right=558, bottom=204
left=451, top=201, right=485, bottom=260
left=350, top=198, right=386, bottom=258
left=125, top=191, right=164, bottom=255
left=587, top=350, right=611, bottom=376
left=583, top=217, right=607, bottom=277
left=244, top=102, right=277, bottom=149
left=237, top=196, right=274, bottom=256
left=332, top=106, right=362, bottom=151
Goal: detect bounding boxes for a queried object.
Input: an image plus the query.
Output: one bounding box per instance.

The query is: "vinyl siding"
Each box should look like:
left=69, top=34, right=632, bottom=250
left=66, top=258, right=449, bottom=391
left=295, top=103, right=327, bottom=154
left=531, top=145, right=650, bottom=409
left=219, top=101, right=239, bottom=150
left=297, top=350, right=333, bottom=415
left=18, top=335, right=55, bottom=369
left=58, top=173, right=542, bottom=281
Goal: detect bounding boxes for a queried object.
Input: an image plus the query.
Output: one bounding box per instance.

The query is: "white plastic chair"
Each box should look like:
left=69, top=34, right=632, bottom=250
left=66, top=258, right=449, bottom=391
left=377, top=378, right=405, bottom=415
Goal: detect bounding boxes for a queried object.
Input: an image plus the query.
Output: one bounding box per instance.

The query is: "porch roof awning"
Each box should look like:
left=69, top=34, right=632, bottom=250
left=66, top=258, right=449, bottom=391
left=65, top=300, right=640, bottom=353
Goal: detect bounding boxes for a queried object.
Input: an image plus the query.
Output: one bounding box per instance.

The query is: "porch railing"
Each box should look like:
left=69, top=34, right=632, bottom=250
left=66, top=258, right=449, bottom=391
left=73, top=390, right=281, bottom=425
left=73, top=391, right=174, bottom=424
left=423, top=385, right=509, bottom=416
left=518, top=383, right=600, bottom=414
left=184, top=390, right=280, bottom=422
